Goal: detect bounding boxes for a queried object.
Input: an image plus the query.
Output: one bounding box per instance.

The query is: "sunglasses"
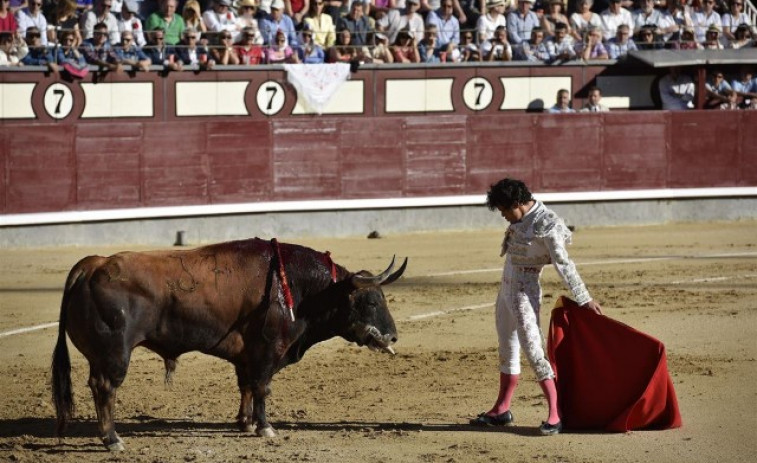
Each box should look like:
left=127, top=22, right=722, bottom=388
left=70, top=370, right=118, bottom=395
left=222, top=35, right=232, bottom=39
left=123, top=37, right=132, bottom=41
left=187, top=35, right=198, bottom=39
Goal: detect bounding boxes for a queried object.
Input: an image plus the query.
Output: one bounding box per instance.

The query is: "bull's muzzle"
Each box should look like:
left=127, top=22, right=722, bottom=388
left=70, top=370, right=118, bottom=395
left=363, top=325, right=397, bottom=355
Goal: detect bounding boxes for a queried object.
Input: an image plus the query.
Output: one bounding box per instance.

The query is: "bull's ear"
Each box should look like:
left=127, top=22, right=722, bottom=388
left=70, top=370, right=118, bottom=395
left=380, top=257, right=407, bottom=286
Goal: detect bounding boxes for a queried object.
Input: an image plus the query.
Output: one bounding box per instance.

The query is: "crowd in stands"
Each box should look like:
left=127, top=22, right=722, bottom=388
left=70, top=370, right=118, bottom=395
left=0, top=0, right=755, bottom=69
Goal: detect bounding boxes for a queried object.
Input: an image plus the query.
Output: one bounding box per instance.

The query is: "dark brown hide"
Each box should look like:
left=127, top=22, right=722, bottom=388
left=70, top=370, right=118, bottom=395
left=51, top=238, right=405, bottom=450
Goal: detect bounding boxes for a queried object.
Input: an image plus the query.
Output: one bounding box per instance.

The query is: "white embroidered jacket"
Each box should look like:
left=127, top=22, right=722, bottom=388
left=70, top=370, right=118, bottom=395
left=501, top=201, right=592, bottom=305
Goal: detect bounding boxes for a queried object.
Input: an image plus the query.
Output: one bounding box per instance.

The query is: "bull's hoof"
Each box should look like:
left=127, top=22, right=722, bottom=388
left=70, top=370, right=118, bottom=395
left=256, top=426, right=276, bottom=438
left=239, top=422, right=254, bottom=433
left=104, top=437, right=125, bottom=451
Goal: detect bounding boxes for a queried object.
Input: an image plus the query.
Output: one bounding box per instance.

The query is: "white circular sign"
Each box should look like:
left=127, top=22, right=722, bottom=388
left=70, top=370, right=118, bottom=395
left=462, top=77, right=493, bottom=111
left=256, top=80, right=286, bottom=116
left=44, top=83, right=74, bottom=119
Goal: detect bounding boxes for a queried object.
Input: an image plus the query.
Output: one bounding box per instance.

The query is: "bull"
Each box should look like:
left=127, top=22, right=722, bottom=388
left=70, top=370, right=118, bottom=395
left=51, top=238, right=406, bottom=451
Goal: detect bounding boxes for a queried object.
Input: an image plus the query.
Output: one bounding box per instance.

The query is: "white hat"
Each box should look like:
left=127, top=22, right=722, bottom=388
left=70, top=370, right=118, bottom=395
left=486, top=0, right=506, bottom=8
left=271, top=0, right=285, bottom=9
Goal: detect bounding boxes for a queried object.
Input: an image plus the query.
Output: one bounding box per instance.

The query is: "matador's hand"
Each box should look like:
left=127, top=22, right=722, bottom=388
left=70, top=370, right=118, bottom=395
left=581, top=300, right=603, bottom=315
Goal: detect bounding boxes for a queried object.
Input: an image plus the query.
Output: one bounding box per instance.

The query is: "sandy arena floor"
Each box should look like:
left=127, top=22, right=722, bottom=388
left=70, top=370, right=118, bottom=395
left=1, top=221, right=756, bottom=463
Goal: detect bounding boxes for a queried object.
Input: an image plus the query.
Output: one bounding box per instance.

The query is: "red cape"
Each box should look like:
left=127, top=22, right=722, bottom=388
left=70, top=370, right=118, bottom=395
left=547, top=297, right=682, bottom=432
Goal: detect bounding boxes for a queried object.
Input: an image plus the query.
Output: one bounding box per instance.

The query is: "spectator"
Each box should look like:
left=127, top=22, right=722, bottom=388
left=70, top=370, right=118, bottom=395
left=236, top=26, right=265, bottom=63
left=658, top=66, right=694, bottom=110
left=570, top=0, right=602, bottom=42
left=47, top=0, right=81, bottom=47
left=458, top=0, right=482, bottom=32
left=454, top=28, right=480, bottom=61
left=672, top=26, right=701, bottom=49
left=635, top=23, right=661, bottom=49
left=264, top=27, right=298, bottom=62
left=145, top=0, right=184, bottom=45
left=580, top=85, right=609, bottom=112
left=659, top=0, right=693, bottom=43
left=328, top=27, right=356, bottom=62
left=575, top=24, right=608, bottom=59
left=210, top=30, right=240, bottom=64
left=21, top=26, right=53, bottom=64
left=691, top=0, right=721, bottom=44
left=203, top=0, right=239, bottom=40
left=0, top=30, right=26, bottom=64
left=610, top=22, right=637, bottom=56
left=15, top=0, right=48, bottom=45
left=370, top=31, right=394, bottom=62
left=0, top=0, right=19, bottom=33
left=182, top=0, right=206, bottom=34
left=142, top=28, right=181, bottom=70
left=477, top=0, right=507, bottom=44
left=173, top=26, right=213, bottom=68
left=633, top=0, right=664, bottom=37
left=398, top=0, right=425, bottom=45
left=541, top=0, right=571, bottom=39
left=546, top=21, right=575, bottom=62
left=118, top=0, right=145, bottom=47
left=702, top=23, right=724, bottom=49
left=731, top=66, right=757, bottom=108
left=721, top=0, right=749, bottom=43
left=337, top=0, right=372, bottom=46
left=418, top=23, right=446, bottom=62
left=507, top=0, right=539, bottom=45
left=705, top=70, right=732, bottom=107
left=235, top=0, right=259, bottom=37
left=286, top=0, right=309, bottom=26
left=600, top=0, right=633, bottom=42
left=81, top=0, right=119, bottom=44
left=514, top=25, right=549, bottom=61
left=80, top=21, right=121, bottom=71
left=391, top=27, right=420, bottom=62
left=426, top=0, right=459, bottom=50
left=303, top=0, right=335, bottom=49
left=114, top=29, right=150, bottom=70
left=296, top=23, right=324, bottom=62
left=373, top=3, right=402, bottom=44
left=728, top=23, right=751, bottom=49
left=482, top=23, right=511, bottom=60
left=548, top=88, right=575, bottom=113
left=718, top=89, right=739, bottom=110
left=260, top=0, right=298, bottom=46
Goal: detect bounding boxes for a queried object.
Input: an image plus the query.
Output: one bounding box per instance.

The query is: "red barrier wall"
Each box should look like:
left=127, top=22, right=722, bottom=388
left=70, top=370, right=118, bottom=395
left=2, top=111, right=756, bottom=215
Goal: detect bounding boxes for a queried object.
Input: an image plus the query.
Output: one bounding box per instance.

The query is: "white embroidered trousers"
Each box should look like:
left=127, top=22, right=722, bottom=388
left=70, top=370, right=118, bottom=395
left=495, top=260, right=555, bottom=381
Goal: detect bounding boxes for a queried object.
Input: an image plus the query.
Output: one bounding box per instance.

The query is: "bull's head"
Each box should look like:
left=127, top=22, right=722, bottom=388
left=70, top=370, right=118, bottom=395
left=346, top=256, right=407, bottom=355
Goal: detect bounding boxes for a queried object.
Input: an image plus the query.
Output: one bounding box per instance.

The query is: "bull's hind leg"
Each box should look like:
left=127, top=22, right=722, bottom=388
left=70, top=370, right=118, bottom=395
left=234, top=365, right=254, bottom=433
left=88, top=360, right=129, bottom=451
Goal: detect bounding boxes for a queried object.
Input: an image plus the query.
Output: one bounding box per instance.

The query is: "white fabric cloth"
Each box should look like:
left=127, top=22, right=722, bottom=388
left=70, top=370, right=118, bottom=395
left=495, top=201, right=592, bottom=380
left=284, top=63, right=351, bottom=114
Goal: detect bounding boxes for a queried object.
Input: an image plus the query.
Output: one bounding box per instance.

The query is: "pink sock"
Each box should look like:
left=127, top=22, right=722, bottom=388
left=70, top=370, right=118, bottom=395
left=489, top=373, right=518, bottom=415
left=539, top=378, right=560, bottom=425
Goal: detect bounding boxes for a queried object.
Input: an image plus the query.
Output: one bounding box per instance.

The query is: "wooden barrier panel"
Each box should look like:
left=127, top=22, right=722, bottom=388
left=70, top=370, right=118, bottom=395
left=2, top=111, right=755, bottom=216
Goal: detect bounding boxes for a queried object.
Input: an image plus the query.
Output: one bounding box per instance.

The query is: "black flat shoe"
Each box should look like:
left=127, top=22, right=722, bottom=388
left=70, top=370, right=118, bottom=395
left=539, top=421, right=563, bottom=435
left=470, top=410, right=514, bottom=427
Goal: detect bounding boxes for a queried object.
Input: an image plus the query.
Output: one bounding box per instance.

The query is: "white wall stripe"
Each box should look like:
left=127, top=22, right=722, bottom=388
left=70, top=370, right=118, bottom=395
left=3, top=187, right=757, bottom=227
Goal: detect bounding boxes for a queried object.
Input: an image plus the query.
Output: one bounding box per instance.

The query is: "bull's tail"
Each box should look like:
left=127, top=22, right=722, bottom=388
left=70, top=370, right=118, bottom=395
left=51, top=267, right=86, bottom=437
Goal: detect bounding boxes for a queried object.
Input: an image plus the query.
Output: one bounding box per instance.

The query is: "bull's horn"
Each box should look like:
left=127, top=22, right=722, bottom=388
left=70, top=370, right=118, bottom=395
left=380, top=257, right=407, bottom=286
left=351, top=256, right=396, bottom=288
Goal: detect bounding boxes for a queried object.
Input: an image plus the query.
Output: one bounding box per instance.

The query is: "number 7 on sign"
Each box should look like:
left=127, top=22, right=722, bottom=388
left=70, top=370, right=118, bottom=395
left=463, top=77, right=493, bottom=111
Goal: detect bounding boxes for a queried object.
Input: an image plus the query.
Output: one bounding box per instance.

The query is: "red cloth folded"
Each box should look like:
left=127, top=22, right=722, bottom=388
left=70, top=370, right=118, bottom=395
left=547, top=296, right=682, bottom=432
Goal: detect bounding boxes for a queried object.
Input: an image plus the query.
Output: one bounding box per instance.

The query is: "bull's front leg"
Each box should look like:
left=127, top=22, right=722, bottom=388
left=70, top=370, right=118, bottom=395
left=252, top=380, right=276, bottom=437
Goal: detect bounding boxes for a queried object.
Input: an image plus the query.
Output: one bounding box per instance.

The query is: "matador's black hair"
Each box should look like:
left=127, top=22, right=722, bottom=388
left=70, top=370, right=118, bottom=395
left=486, top=178, right=533, bottom=210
